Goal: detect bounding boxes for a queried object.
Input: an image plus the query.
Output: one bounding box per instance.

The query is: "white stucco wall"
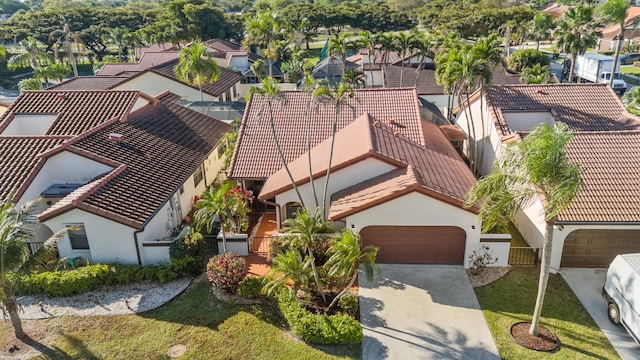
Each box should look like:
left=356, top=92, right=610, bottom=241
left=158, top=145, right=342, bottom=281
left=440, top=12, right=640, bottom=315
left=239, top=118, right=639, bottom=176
left=503, top=112, right=554, bottom=133
left=345, top=192, right=481, bottom=268
left=479, top=233, right=511, bottom=267
left=274, top=158, right=397, bottom=222
left=113, top=72, right=218, bottom=102
left=364, top=69, right=384, bottom=88
left=18, top=152, right=114, bottom=207
left=1, top=114, right=57, bottom=136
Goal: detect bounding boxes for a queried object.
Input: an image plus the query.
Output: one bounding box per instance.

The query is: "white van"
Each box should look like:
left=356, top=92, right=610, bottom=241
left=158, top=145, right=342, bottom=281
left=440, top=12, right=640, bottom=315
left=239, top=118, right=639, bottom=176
left=603, top=254, right=640, bottom=343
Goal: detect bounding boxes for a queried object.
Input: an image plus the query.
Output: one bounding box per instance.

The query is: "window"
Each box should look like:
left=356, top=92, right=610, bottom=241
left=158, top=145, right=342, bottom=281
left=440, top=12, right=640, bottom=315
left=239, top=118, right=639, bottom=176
left=67, top=224, right=89, bottom=250
left=193, top=166, right=204, bottom=187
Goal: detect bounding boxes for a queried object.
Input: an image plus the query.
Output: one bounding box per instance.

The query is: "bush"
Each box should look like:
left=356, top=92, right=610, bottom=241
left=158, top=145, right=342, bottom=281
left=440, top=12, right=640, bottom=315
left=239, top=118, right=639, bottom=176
left=508, top=49, right=550, bottom=73
left=237, top=276, right=265, bottom=299
left=170, top=229, right=206, bottom=275
left=468, top=245, right=498, bottom=276
left=634, top=61, right=640, bottom=68
left=338, top=292, right=359, bottom=316
left=275, top=287, right=362, bottom=344
left=207, top=253, right=247, bottom=294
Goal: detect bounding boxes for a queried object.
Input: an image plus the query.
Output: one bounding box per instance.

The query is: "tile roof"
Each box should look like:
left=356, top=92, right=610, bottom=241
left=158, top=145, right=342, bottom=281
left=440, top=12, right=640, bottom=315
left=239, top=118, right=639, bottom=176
left=0, top=90, right=140, bottom=136
left=151, top=59, right=243, bottom=97
left=96, top=52, right=180, bottom=76
left=601, top=7, right=640, bottom=39
left=48, top=76, right=131, bottom=91
left=229, top=88, right=424, bottom=179
left=0, top=136, right=66, bottom=201
left=559, top=131, right=640, bottom=223
left=259, top=112, right=477, bottom=217
left=485, top=84, right=640, bottom=137
left=385, top=64, right=522, bottom=95
left=203, top=39, right=261, bottom=62
left=37, top=92, right=231, bottom=228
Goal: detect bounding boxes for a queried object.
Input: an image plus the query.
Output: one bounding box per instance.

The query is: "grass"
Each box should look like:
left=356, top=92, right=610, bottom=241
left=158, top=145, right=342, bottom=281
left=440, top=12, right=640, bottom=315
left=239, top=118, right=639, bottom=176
left=475, top=267, right=619, bottom=360
left=619, top=65, right=640, bottom=74
left=0, top=283, right=360, bottom=359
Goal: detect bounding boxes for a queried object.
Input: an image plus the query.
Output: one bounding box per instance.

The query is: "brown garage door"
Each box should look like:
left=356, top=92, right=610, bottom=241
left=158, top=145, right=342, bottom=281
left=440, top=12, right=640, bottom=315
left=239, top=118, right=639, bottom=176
left=562, top=229, right=640, bottom=268
left=360, top=226, right=466, bottom=264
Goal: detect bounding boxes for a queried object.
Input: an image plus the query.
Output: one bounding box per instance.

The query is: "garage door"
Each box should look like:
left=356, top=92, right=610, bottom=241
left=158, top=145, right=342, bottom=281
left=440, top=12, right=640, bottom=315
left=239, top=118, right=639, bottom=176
left=360, top=226, right=466, bottom=264
left=562, top=229, right=640, bottom=268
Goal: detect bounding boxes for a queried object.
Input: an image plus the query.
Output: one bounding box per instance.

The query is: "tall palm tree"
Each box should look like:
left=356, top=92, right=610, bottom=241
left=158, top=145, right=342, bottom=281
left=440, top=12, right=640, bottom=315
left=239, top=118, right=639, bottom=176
left=301, top=74, right=321, bottom=208
left=102, top=27, right=133, bottom=62
left=377, top=32, right=397, bottom=87
left=554, top=3, right=600, bottom=82
left=7, top=37, right=49, bottom=71
left=328, top=33, right=354, bottom=76
left=465, top=122, right=581, bottom=337
left=357, top=31, right=378, bottom=87
left=529, top=12, right=553, bottom=51
left=411, top=30, right=435, bottom=88
left=598, top=0, right=632, bottom=88
left=395, top=32, right=416, bottom=86
left=49, top=21, right=84, bottom=78
left=248, top=77, right=305, bottom=206
left=174, top=41, right=220, bottom=102
left=313, top=81, right=356, bottom=221
left=245, top=9, right=281, bottom=77
left=1, top=196, right=60, bottom=339
left=435, top=32, right=464, bottom=121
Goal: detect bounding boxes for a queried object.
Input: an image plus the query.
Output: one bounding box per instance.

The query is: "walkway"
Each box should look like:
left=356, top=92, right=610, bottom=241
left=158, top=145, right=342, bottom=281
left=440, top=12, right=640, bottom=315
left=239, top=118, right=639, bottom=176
left=246, top=213, right=276, bottom=277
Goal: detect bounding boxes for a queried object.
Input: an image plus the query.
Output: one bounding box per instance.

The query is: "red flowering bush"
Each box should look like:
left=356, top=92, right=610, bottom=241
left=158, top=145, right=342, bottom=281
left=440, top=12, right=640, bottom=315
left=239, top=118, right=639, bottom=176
left=206, top=253, right=247, bottom=294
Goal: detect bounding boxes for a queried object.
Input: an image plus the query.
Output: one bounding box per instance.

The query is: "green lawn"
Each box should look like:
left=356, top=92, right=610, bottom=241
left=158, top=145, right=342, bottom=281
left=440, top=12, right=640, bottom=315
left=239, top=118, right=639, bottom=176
left=475, top=267, right=619, bottom=359
left=1, top=283, right=360, bottom=359
left=620, top=65, right=640, bottom=74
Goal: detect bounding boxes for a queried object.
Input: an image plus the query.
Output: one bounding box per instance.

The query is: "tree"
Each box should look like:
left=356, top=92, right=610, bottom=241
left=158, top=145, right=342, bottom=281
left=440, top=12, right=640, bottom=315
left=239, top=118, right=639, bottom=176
left=520, top=64, right=552, bottom=84
left=244, top=9, right=281, bottom=77
left=0, top=196, right=60, bottom=339
left=193, top=181, right=249, bottom=253
left=554, top=3, right=600, bottom=82
left=377, top=32, right=397, bottom=87
left=328, top=33, right=354, bottom=76
left=17, top=78, right=40, bottom=92
left=529, top=12, right=553, bottom=51
left=174, top=41, right=220, bottom=102
left=411, top=30, right=435, bottom=87
left=394, top=31, right=416, bottom=86
left=598, top=0, right=632, bottom=88
left=622, top=85, right=640, bottom=114
left=7, top=37, right=49, bottom=70
left=357, top=30, right=378, bottom=87
left=465, top=122, right=581, bottom=336
left=49, top=21, right=84, bottom=77
left=102, top=27, right=133, bottom=62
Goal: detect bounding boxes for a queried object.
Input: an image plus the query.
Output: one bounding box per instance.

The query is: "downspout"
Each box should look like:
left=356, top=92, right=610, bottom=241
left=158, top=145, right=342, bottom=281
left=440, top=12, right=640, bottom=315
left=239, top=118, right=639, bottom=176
left=134, top=228, right=143, bottom=265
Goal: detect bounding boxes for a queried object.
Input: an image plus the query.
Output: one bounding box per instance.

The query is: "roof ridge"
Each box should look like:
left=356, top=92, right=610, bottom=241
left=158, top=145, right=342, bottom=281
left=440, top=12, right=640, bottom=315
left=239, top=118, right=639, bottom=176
left=0, top=135, right=70, bottom=140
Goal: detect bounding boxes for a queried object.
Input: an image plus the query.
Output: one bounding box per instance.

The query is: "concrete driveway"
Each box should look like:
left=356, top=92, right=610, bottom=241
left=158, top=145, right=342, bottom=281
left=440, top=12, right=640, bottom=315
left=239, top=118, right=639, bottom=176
left=562, top=268, right=640, bottom=360
left=359, top=264, right=499, bottom=359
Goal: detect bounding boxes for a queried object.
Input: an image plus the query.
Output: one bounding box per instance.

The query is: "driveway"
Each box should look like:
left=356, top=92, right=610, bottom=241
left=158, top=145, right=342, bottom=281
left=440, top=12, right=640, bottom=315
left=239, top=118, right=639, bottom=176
left=562, top=268, right=640, bottom=360
left=359, top=264, right=500, bottom=359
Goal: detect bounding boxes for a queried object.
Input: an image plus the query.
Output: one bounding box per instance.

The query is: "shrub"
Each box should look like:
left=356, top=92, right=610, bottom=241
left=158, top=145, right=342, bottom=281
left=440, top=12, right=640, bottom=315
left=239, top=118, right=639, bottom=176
left=207, top=253, right=247, bottom=294
left=275, top=287, right=362, bottom=344
left=338, top=292, right=359, bottom=316
left=237, top=276, right=265, bottom=299
left=634, top=61, right=640, bottom=68
left=170, top=229, right=206, bottom=275
left=468, top=245, right=498, bottom=276
left=508, top=49, right=550, bottom=73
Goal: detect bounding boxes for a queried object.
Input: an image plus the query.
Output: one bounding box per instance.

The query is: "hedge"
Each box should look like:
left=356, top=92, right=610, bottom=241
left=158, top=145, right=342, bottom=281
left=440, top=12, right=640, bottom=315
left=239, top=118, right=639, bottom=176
left=274, top=287, right=362, bottom=345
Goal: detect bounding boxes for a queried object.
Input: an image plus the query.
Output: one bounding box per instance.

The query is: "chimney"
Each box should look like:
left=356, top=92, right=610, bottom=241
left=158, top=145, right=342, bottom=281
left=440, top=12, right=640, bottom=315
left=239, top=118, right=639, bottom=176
left=108, top=133, right=124, bottom=142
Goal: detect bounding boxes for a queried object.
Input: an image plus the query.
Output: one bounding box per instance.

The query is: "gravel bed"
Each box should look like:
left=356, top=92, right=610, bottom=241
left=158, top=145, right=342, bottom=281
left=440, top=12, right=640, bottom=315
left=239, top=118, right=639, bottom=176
left=15, top=278, right=191, bottom=319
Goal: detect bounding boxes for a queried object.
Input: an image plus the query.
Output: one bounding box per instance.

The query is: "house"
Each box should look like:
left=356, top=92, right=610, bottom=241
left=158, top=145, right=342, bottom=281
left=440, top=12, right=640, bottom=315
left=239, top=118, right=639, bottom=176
left=311, top=56, right=359, bottom=85
left=454, top=83, right=640, bottom=269
left=0, top=90, right=230, bottom=265
left=203, top=39, right=283, bottom=84
left=230, top=88, right=510, bottom=267
left=597, top=7, right=640, bottom=52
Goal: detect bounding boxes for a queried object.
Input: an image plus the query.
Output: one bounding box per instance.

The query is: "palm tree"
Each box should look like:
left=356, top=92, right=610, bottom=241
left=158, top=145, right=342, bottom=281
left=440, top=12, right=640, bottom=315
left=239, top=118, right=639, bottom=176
left=249, top=77, right=305, bottom=206
left=193, top=180, right=249, bottom=253
left=554, top=3, right=600, bottom=82
left=7, top=37, right=49, bottom=71
left=264, top=248, right=313, bottom=302
left=103, top=27, right=133, bottom=62
left=17, top=78, right=40, bottom=92
left=1, top=196, right=60, bottom=339
left=622, top=85, right=640, bottom=114
left=377, top=32, right=397, bottom=87
left=301, top=74, right=321, bottom=209
left=279, top=208, right=334, bottom=304
left=411, top=30, right=435, bottom=88
left=325, top=229, right=379, bottom=310
left=328, top=33, right=354, bottom=76
left=49, top=21, right=84, bottom=78
left=598, top=0, right=632, bottom=88
left=529, top=13, right=553, bottom=51
left=245, top=9, right=281, bottom=77
left=47, top=62, right=71, bottom=83
left=342, top=68, right=366, bottom=88
left=520, top=64, right=552, bottom=84
left=357, top=31, right=378, bottom=87
left=174, top=41, right=220, bottom=102
left=33, top=66, right=53, bottom=89
left=313, top=81, right=356, bottom=221
left=395, top=32, right=416, bottom=86
left=465, top=122, right=581, bottom=337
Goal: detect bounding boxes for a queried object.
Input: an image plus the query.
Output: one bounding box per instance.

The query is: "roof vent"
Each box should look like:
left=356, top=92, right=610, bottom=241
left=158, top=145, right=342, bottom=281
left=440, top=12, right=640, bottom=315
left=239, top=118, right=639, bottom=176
left=535, top=88, right=547, bottom=95
left=389, top=118, right=396, bottom=125
left=393, top=130, right=401, bottom=137
left=109, top=133, right=124, bottom=142
left=372, top=120, right=380, bottom=127
left=57, top=93, right=68, bottom=100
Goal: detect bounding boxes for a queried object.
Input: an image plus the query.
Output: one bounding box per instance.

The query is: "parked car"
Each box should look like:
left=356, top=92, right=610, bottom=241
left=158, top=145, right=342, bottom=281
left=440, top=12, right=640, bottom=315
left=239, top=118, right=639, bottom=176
left=620, top=52, right=640, bottom=65
left=603, top=254, right=640, bottom=343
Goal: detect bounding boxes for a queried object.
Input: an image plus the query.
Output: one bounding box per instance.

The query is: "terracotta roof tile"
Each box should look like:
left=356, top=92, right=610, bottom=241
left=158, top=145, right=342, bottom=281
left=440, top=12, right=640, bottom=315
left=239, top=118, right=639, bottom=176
left=48, top=76, right=131, bottom=91
left=229, top=88, right=424, bottom=179
left=37, top=93, right=231, bottom=227
left=96, top=52, right=180, bottom=76
left=559, top=131, right=640, bottom=223
left=486, top=84, right=640, bottom=137
left=150, top=59, right=243, bottom=97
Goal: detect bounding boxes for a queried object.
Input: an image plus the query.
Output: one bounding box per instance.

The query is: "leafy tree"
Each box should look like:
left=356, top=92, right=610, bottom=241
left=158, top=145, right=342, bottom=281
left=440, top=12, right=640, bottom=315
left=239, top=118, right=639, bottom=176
left=508, top=49, right=550, bottom=73
left=554, top=3, right=600, bottom=82
left=102, top=27, right=133, bottom=62
left=520, top=63, right=552, bottom=84
left=622, top=85, right=640, bottom=115
left=174, top=41, right=220, bottom=102
left=377, top=32, right=397, bottom=87
left=529, top=12, right=554, bottom=51
left=17, top=78, right=40, bottom=91
left=465, top=122, right=581, bottom=336
left=357, top=30, right=378, bottom=87
left=394, top=31, right=416, bottom=86
left=598, top=0, right=633, bottom=88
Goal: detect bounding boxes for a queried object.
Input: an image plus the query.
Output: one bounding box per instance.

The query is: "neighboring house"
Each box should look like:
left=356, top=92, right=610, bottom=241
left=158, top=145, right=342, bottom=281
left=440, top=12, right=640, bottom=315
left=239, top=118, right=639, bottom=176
left=203, top=39, right=283, bottom=84
left=597, top=7, right=640, bottom=52
left=455, top=83, right=640, bottom=269
left=230, top=88, right=509, bottom=267
left=0, top=90, right=230, bottom=265
left=96, top=51, right=180, bottom=76
left=311, top=56, right=359, bottom=85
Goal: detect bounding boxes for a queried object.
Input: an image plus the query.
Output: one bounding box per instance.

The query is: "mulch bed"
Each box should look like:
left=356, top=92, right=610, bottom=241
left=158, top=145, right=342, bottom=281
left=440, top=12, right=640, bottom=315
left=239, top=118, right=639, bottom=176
left=510, top=322, right=559, bottom=352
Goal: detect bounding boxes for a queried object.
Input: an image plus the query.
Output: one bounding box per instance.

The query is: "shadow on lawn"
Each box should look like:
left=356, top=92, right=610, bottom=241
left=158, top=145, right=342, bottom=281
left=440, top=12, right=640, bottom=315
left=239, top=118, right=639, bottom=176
left=16, top=334, right=78, bottom=360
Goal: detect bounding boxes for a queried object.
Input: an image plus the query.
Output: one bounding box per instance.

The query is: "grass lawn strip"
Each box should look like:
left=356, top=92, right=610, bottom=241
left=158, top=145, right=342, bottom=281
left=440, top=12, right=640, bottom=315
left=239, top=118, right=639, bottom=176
left=475, top=267, right=620, bottom=360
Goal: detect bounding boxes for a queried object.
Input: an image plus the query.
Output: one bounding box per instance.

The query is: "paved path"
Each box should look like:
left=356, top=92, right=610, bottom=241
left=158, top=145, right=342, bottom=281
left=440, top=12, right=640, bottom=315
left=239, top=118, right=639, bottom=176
left=562, top=268, right=640, bottom=360
left=359, top=264, right=499, bottom=359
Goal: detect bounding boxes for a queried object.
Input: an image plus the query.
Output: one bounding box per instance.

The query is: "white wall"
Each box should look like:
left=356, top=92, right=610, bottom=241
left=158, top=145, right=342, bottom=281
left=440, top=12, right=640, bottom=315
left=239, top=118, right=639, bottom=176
left=18, top=151, right=114, bottom=206
left=1, top=114, right=57, bottom=136
left=363, top=69, right=384, bottom=88
left=503, top=112, right=554, bottom=133
left=113, top=72, right=218, bottom=102
left=479, top=234, right=511, bottom=267
left=346, top=192, right=481, bottom=268
left=228, top=55, right=250, bottom=72
left=419, top=94, right=450, bottom=113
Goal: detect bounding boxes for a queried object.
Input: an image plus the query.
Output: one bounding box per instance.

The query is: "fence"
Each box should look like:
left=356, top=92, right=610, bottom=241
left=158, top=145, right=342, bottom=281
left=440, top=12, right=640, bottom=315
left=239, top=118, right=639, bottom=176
left=508, top=247, right=540, bottom=266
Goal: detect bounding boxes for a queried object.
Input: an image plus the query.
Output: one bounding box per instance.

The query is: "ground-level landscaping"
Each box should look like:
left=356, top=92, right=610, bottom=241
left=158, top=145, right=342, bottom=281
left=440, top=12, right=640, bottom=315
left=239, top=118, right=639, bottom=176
left=0, top=282, right=360, bottom=359
left=475, top=266, right=619, bottom=359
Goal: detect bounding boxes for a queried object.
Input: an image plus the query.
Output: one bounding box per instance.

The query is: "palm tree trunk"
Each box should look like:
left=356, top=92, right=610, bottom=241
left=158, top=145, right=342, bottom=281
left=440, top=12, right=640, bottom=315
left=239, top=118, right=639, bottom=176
left=199, top=84, right=204, bottom=102
left=529, top=219, right=554, bottom=336
left=568, top=53, right=577, bottom=83
left=369, top=56, right=375, bottom=88
left=67, top=42, right=78, bottom=78
left=478, top=88, right=487, bottom=173
left=308, top=250, right=326, bottom=303
left=220, top=223, right=227, bottom=253
left=321, top=110, right=339, bottom=221
left=306, top=97, right=320, bottom=208
left=327, top=266, right=358, bottom=311
left=2, top=288, right=25, bottom=339
left=611, top=29, right=624, bottom=88
left=400, top=52, right=405, bottom=85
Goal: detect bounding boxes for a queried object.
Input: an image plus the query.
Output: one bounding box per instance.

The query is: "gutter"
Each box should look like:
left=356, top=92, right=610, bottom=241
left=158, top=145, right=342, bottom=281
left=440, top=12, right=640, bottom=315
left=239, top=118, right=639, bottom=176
left=556, top=221, right=640, bottom=226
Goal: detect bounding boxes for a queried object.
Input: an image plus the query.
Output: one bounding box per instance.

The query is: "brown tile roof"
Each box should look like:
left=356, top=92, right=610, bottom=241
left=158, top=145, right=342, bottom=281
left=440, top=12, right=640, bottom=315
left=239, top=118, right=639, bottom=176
left=0, top=90, right=140, bottom=136
left=0, top=136, right=66, bottom=201
left=259, top=112, right=477, bottom=217
left=485, top=84, right=640, bottom=137
left=229, top=88, right=424, bottom=180
left=385, top=64, right=521, bottom=95
left=150, top=59, right=243, bottom=97
left=37, top=92, right=231, bottom=228
left=559, top=131, right=640, bottom=223
left=48, top=76, right=131, bottom=91
left=203, top=39, right=261, bottom=62
left=96, top=52, right=180, bottom=76
left=601, top=7, right=640, bottom=39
